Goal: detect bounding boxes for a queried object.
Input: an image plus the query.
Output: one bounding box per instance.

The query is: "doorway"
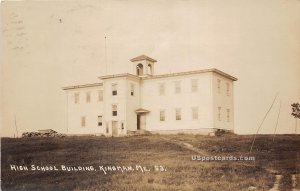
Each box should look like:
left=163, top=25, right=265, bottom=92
left=137, top=115, right=140, bottom=130
left=137, top=114, right=146, bottom=130
left=112, top=121, right=118, bottom=136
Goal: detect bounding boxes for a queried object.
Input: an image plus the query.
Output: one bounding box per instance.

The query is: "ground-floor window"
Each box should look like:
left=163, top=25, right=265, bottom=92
left=192, top=107, right=199, bottom=120
left=81, top=116, right=86, bottom=127
left=218, top=107, right=221, bottom=121
left=175, top=108, right=181, bottom=120
left=98, top=116, right=102, bottom=126
left=160, top=110, right=165, bottom=121
left=106, top=122, right=109, bottom=134
left=226, top=109, right=230, bottom=122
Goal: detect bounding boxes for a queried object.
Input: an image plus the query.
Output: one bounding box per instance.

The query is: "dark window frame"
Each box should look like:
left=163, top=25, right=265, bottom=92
left=98, top=116, right=103, bottom=126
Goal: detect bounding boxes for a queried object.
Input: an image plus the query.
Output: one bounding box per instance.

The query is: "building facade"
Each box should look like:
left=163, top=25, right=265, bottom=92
left=62, top=55, right=237, bottom=136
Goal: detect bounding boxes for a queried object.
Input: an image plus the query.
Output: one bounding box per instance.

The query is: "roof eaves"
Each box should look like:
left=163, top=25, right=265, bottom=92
left=141, top=69, right=237, bottom=81
left=62, top=83, right=103, bottom=90
left=98, top=73, right=140, bottom=80
left=211, top=68, right=238, bottom=81
left=130, top=55, right=157, bottom=62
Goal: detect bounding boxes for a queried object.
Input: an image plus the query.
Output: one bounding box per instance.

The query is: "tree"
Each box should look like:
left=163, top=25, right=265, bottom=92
left=291, top=103, right=300, bottom=134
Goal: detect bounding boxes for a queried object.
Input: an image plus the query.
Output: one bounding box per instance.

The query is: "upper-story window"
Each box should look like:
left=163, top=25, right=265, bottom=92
left=112, top=104, right=117, bottom=116
left=226, top=83, right=230, bottom=96
left=130, top=84, right=135, bottom=96
left=86, top=92, right=91, bottom=103
left=98, top=90, right=103, bottom=101
left=160, top=110, right=165, bottom=121
left=175, top=81, right=181, bottom=94
left=112, top=83, right=117, bottom=96
left=192, top=107, right=199, bottom=120
left=191, top=79, right=198, bottom=92
left=159, top=83, right=165, bottom=95
left=217, top=79, right=221, bottom=94
left=175, top=108, right=181, bottom=120
left=74, top=93, right=79, bottom=104
left=218, top=107, right=221, bottom=121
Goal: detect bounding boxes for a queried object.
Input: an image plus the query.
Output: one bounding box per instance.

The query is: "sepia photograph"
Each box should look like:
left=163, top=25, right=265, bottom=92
left=1, top=0, right=300, bottom=190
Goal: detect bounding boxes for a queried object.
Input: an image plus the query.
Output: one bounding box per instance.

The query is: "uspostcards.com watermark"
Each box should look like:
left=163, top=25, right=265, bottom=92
left=191, top=155, right=255, bottom=161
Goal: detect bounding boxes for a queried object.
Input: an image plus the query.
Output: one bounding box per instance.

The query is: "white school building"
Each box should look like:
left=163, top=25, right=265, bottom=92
left=62, top=55, right=238, bottom=136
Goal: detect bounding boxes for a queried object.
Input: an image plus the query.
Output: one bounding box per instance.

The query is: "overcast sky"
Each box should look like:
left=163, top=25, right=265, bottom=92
left=1, top=0, right=300, bottom=137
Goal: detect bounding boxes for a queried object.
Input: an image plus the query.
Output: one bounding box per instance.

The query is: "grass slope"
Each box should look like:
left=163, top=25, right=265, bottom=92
left=1, top=134, right=299, bottom=191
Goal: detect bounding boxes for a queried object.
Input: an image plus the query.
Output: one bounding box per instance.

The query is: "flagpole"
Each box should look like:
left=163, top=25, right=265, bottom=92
left=105, top=36, right=107, bottom=75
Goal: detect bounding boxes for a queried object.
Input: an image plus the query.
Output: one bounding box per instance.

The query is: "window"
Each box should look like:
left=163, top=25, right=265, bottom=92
left=98, top=116, right=102, bottom=126
left=121, top=122, right=124, bottom=130
left=106, top=122, right=109, bottom=133
left=218, top=107, right=221, bottom=121
left=175, top=108, right=181, bottom=120
left=98, top=90, right=103, bottom=101
left=227, top=109, right=230, bottom=122
left=159, top=83, right=165, bottom=95
left=226, top=83, right=230, bottom=96
left=217, top=79, right=221, bottom=94
left=81, top=116, right=86, bottom=127
left=192, top=107, right=199, bottom=120
left=175, top=81, right=181, bottom=94
left=86, top=92, right=91, bottom=103
left=74, top=93, right=79, bottom=104
left=160, top=110, right=165, bottom=121
left=112, top=104, right=117, bottom=116
left=191, top=79, right=198, bottom=92
left=112, top=83, right=117, bottom=96
left=130, top=84, right=135, bottom=96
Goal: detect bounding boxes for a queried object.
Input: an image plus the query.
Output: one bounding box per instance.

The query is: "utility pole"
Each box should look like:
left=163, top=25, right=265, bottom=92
left=105, top=36, right=107, bottom=75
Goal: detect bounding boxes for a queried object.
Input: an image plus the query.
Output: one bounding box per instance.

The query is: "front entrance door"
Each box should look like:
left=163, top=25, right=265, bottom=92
left=137, top=114, right=146, bottom=130
left=112, top=121, right=118, bottom=136
left=137, top=115, right=140, bottom=130
left=140, top=115, right=146, bottom=130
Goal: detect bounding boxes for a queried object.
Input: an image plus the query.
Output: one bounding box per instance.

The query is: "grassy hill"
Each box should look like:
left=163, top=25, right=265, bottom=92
left=1, top=134, right=300, bottom=191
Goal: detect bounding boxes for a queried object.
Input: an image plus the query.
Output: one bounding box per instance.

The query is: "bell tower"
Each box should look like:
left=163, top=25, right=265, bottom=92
left=130, top=55, right=157, bottom=77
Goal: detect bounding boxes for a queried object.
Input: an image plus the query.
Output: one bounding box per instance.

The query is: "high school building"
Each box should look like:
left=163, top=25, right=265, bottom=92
left=62, top=55, right=237, bottom=136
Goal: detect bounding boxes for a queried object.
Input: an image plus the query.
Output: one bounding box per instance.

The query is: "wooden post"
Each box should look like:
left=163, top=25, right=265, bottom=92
left=273, top=99, right=281, bottom=142
left=250, top=93, right=278, bottom=153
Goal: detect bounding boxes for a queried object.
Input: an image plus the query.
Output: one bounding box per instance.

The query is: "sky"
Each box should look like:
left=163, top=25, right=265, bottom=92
left=1, top=0, right=300, bottom=137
